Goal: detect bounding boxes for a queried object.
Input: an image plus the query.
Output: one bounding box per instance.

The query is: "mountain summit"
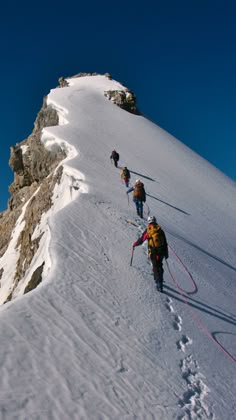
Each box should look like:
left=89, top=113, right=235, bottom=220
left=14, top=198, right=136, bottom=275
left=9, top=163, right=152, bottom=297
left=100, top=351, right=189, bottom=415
left=0, top=73, right=235, bottom=419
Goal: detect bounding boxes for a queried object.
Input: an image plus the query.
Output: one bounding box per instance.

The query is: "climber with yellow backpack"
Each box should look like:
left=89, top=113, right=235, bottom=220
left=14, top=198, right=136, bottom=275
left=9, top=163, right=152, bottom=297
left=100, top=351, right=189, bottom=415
left=132, top=216, right=168, bottom=291
left=127, top=179, right=146, bottom=218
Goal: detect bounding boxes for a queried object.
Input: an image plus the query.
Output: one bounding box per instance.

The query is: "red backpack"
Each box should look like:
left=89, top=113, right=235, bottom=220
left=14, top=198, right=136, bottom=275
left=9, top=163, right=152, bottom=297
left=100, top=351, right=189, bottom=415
left=133, top=182, right=145, bottom=201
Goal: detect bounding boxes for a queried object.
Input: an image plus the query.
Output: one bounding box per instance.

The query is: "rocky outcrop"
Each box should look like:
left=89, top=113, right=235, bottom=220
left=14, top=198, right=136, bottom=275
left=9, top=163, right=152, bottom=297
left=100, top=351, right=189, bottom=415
left=58, top=77, right=69, bottom=88
left=58, top=72, right=112, bottom=87
left=24, top=262, right=45, bottom=294
left=33, top=96, right=59, bottom=132
left=11, top=166, right=63, bottom=293
left=0, top=207, right=22, bottom=258
left=104, top=89, right=138, bottom=114
left=0, top=92, right=66, bottom=301
left=8, top=97, right=65, bottom=211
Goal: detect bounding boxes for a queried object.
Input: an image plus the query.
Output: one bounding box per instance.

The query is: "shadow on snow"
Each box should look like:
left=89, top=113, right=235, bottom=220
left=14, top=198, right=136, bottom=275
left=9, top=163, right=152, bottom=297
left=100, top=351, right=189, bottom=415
left=164, top=285, right=236, bottom=328
left=146, top=193, right=190, bottom=216
left=167, top=231, right=236, bottom=273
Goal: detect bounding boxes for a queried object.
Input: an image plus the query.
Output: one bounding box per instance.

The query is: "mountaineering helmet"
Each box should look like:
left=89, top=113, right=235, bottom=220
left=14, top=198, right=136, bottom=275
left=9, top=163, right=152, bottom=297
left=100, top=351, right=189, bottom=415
left=148, top=216, right=156, bottom=224
left=135, top=179, right=141, bottom=184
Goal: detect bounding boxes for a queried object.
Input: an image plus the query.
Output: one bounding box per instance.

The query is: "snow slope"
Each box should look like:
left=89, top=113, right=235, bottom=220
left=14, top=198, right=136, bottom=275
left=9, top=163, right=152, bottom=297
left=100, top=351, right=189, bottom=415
left=0, top=75, right=235, bottom=420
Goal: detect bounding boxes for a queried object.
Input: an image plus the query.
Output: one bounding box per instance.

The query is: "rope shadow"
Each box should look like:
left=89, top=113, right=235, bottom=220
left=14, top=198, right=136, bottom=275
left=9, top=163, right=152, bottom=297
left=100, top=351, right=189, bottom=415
left=212, top=331, right=236, bottom=340
left=163, top=285, right=236, bottom=327
left=212, top=331, right=236, bottom=349
left=129, top=170, right=156, bottom=182
left=167, top=231, right=236, bottom=273
left=146, top=193, right=190, bottom=215
left=211, top=331, right=236, bottom=363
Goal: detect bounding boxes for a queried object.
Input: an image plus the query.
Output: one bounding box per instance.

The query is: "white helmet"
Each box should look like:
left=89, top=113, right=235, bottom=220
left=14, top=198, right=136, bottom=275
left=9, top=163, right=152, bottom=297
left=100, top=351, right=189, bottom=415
left=148, top=216, right=156, bottom=224
left=135, top=179, right=141, bottom=184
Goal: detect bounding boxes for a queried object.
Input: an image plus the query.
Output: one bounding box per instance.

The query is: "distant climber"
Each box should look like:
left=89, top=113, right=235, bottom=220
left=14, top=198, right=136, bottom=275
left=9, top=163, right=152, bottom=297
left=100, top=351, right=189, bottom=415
left=127, top=179, right=146, bottom=218
left=120, top=166, right=131, bottom=187
left=110, top=150, right=119, bottom=168
left=132, top=216, right=168, bottom=291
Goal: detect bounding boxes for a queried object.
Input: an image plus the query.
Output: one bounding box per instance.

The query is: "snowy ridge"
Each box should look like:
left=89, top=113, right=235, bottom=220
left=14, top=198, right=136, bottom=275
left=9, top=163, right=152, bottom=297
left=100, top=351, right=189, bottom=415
left=0, top=75, right=235, bottom=419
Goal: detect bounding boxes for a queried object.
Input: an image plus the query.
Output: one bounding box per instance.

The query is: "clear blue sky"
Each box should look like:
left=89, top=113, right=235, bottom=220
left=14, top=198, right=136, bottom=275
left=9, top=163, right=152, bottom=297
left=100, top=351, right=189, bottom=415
left=1, top=0, right=235, bottom=211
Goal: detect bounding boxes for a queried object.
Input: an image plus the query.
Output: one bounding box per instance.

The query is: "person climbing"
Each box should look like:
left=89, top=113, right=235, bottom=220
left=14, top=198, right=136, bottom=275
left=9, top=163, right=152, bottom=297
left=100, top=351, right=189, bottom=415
left=127, top=179, right=146, bottom=218
left=132, top=216, right=168, bottom=291
left=120, top=166, right=131, bottom=187
left=110, top=150, right=119, bottom=168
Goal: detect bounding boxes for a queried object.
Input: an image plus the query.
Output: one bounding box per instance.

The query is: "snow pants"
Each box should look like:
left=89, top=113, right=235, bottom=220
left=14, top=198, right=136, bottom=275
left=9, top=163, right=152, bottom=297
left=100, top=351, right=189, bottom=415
left=134, top=199, right=144, bottom=218
left=150, top=252, right=164, bottom=285
left=124, top=177, right=130, bottom=187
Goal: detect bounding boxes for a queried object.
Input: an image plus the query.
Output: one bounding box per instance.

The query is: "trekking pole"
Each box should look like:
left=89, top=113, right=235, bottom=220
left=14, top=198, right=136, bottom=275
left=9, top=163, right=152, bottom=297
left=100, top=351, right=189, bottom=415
left=127, top=193, right=129, bottom=205
left=130, top=247, right=134, bottom=266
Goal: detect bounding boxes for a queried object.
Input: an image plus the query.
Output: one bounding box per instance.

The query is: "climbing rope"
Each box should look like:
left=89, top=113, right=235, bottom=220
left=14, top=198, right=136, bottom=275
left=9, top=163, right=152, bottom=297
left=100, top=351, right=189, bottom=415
left=168, top=244, right=197, bottom=294
left=166, top=246, right=236, bottom=365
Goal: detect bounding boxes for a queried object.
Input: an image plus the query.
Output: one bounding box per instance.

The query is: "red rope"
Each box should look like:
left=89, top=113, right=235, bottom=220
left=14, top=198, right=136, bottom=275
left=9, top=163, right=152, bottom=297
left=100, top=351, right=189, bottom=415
left=166, top=247, right=236, bottom=365
left=168, top=244, right=197, bottom=294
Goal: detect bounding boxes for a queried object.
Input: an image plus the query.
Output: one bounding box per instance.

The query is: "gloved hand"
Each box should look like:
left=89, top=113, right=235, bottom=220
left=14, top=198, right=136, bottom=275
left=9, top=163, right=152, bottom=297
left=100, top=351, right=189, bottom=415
left=133, top=242, right=136, bottom=248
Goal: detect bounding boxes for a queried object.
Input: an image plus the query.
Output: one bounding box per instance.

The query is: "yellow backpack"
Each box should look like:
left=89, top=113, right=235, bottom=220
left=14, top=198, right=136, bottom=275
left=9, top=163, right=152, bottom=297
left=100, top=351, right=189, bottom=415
left=147, top=223, right=166, bottom=249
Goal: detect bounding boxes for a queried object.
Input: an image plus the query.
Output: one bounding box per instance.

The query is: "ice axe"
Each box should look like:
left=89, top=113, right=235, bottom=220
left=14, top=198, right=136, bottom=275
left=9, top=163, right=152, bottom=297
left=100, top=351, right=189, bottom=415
left=130, top=247, right=135, bottom=266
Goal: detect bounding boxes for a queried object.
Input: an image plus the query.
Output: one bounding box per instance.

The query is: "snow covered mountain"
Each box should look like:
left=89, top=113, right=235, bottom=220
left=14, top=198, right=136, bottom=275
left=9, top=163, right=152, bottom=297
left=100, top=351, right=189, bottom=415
left=0, top=73, right=235, bottom=420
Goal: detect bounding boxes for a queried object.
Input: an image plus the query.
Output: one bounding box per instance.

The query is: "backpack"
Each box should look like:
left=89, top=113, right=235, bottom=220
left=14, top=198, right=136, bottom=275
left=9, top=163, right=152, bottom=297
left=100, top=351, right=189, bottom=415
left=122, top=168, right=130, bottom=178
left=147, top=223, right=166, bottom=250
left=133, top=182, right=145, bottom=201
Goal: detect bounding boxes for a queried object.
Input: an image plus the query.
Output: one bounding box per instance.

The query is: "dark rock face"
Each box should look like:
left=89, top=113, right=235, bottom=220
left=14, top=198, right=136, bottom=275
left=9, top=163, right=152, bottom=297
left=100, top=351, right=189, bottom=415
left=0, top=92, right=66, bottom=302
left=8, top=98, right=65, bottom=211
left=24, top=262, right=45, bottom=294
left=58, top=77, right=69, bottom=88
left=33, top=97, right=59, bottom=132
left=104, top=89, right=138, bottom=114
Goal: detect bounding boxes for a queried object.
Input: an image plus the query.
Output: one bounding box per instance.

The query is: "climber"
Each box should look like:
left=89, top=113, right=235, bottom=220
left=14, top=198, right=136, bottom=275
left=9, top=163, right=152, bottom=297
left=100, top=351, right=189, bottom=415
left=132, top=215, right=168, bottom=291
left=127, top=179, right=146, bottom=218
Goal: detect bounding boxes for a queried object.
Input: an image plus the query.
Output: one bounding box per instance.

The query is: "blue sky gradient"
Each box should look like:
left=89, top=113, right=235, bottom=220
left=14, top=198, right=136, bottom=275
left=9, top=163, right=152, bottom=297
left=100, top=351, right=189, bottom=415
left=1, top=0, right=235, bottom=211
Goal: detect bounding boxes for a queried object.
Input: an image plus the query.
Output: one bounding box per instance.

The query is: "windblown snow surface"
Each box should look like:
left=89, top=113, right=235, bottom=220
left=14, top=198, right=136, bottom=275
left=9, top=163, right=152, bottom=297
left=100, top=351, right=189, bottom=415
left=0, top=75, right=235, bottom=420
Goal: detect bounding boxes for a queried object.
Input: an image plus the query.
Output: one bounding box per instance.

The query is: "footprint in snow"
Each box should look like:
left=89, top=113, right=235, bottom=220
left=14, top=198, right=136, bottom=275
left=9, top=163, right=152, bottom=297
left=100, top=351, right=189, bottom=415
left=176, top=335, right=192, bottom=352
left=178, top=355, right=212, bottom=419
left=165, top=297, right=174, bottom=313
left=173, top=315, right=182, bottom=331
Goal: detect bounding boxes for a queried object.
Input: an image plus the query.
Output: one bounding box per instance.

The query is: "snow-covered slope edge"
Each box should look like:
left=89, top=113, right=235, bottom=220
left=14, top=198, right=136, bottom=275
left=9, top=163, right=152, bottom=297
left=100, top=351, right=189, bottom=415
left=0, top=74, right=235, bottom=419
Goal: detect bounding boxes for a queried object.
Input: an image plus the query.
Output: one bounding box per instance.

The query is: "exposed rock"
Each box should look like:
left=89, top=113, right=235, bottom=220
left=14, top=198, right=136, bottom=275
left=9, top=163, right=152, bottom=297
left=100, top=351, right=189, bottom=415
left=70, top=72, right=100, bottom=78
left=58, top=77, right=69, bottom=88
left=0, top=93, right=65, bottom=302
left=104, top=73, right=112, bottom=79
left=104, top=89, right=138, bottom=114
left=33, top=96, right=59, bottom=132
left=24, top=262, right=45, bottom=294
left=58, top=72, right=111, bottom=86
left=0, top=267, right=3, bottom=283
left=11, top=166, right=63, bottom=295
left=0, top=207, right=22, bottom=257
left=8, top=98, right=65, bottom=211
